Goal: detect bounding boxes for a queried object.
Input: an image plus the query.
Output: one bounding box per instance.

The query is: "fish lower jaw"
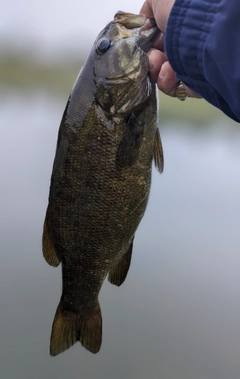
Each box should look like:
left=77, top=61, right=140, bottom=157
left=107, top=63, right=148, bottom=84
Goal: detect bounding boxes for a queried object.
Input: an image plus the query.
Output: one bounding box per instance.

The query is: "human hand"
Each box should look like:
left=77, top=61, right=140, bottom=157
left=140, top=0, right=200, bottom=99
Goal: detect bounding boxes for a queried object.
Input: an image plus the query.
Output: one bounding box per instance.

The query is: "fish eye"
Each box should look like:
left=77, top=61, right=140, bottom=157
left=96, top=38, right=111, bottom=55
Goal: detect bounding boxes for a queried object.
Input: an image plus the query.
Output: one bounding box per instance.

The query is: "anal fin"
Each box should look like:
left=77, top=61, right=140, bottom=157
left=108, top=239, right=134, bottom=286
left=42, top=210, right=60, bottom=267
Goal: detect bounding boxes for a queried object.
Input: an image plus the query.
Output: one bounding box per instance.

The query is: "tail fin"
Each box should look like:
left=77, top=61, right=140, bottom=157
left=50, top=300, right=102, bottom=356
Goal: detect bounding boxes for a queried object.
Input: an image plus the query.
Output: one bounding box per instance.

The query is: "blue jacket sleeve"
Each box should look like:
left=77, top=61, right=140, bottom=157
left=165, top=0, right=240, bottom=122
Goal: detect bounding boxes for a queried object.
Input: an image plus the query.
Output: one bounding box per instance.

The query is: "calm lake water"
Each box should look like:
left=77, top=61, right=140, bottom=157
left=1, top=92, right=240, bottom=379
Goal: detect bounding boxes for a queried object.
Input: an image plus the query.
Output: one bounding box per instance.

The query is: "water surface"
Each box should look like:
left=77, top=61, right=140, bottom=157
left=1, top=94, right=240, bottom=379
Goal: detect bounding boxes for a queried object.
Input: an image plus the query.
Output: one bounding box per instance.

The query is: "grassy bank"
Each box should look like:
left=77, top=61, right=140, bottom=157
left=0, top=53, right=225, bottom=124
left=0, top=54, right=81, bottom=94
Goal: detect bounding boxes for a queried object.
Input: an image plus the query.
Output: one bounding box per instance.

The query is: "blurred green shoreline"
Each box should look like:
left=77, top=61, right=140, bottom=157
left=0, top=53, right=227, bottom=124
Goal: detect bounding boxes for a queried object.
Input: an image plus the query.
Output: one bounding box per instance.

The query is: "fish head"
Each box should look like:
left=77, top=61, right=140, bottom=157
left=91, top=11, right=158, bottom=117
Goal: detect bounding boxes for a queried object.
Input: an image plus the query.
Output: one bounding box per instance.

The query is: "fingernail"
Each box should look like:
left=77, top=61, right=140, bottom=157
left=159, top=68, right=165, bottom=79
left=149, top=62, right=154, bottom=71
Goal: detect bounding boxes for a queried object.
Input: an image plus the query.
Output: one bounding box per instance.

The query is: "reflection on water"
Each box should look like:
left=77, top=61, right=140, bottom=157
left=1, top=94, right=240, bottom=379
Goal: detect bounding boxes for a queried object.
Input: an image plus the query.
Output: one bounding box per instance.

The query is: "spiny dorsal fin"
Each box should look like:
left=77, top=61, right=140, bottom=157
left=153, top=128, right=164, bottom=173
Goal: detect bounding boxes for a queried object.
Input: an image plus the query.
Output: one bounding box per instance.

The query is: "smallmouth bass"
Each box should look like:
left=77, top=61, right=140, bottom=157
left=42, top=11, right=164, bottom=356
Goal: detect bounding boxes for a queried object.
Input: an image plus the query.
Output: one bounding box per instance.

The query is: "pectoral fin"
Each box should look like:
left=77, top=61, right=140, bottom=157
left=153, top=128, right=164, bottom=173
left=116, top=130, right=142, bottom=169
left=116, top=113, right=145, bottom=169
left=108, top=239, right=134, bottom=286
left=42, top=210, right=60, bottom=267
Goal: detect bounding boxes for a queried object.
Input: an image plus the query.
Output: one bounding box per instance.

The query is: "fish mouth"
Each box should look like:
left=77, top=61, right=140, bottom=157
left=114, top=12, right=158, bottom=52
left=114, top=11, right=157, bottom=32
left=104, top=13, right=158, bottom=84
left=105, top=59, right=147, bottom=84
left=138, top=18, right=158, bottom=51
left=114, top=11, right=158, bottom=42
left=139, top=17, right=158, bottom=38
left=114, top=11, right=146, bottom=29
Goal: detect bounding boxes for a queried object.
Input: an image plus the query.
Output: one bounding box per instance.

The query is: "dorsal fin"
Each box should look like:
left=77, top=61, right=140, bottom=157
left=153, top=128, right=164, bottom=173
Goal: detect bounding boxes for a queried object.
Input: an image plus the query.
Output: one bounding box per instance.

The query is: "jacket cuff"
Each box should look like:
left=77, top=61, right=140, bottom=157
left=166, top=0, right=218, bottom=79
left=164, top=0, right=240, bottom=122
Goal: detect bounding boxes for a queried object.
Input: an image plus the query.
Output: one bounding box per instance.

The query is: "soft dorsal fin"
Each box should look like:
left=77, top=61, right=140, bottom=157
left=153, top=128, right=164, bottom=173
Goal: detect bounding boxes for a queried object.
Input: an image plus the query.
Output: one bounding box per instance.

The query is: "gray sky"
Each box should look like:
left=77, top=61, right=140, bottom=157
left=1, top=0, right=143, bottom=53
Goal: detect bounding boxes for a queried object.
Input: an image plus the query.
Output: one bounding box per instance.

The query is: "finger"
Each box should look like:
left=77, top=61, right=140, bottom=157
left=157, top=62, right=201, bottom=98
left=157, top=61, right=178, bottom=95
left=139, top=0, right=153, bottom=19
left=148, top=49, right=168, bottom=83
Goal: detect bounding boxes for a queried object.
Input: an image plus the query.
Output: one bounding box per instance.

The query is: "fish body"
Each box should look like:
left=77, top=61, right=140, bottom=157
left=42, top=11, right=163, bottom=356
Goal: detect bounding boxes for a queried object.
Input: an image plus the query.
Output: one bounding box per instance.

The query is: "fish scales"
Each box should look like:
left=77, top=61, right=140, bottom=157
left=42, top=11, right=164, bottom=355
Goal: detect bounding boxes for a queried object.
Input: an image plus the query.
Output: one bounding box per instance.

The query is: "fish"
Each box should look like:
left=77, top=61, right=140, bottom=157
left=42, top=10, right=164, bottom=356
